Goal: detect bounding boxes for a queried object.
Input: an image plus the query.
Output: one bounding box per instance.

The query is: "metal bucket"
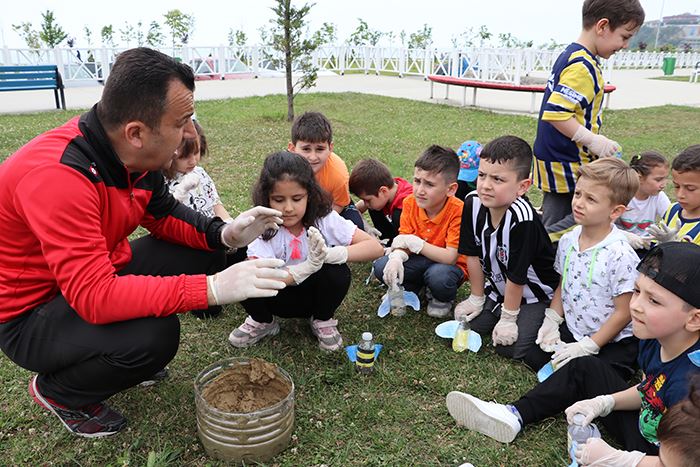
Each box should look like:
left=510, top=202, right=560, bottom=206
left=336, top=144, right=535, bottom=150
left=194, top=357, right=295, bottom=464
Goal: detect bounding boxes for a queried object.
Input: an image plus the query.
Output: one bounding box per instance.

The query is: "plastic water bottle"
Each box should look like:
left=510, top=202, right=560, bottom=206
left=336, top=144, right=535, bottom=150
left=452, top=318, right=470, bottom=352
left=567, top=413, right=601, bottom=466
left=389, top=284, right=406, bottom=317
left=355, top=332, right=375, bottom=374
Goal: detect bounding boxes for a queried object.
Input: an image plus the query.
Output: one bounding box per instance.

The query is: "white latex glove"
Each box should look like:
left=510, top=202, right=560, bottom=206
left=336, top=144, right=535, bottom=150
left=535, top=307, right=564, bottom=352
left=287, top=227, right=327, bottom=284
left=221, top=206, right=283, bottom=248
left=383, top=250, right=408, bottom=288
left=454, top=294, right=486, bottom=322
left=325, top=246, right=349, bottom=264
left=207, top=258, right=288, bottom=305
left=646, top=223, right=681, bottom=243
left=571, top=126, right=621, bottom=159
left=391, top=234, right=425, bottom=254
left=362, top=219, right=383, bottom=240
left=492, top=306, right=519, bottom=346
left=575, top=438, right=646, bottom=467
left=621, top=230, right=651, bottom=250
left=565, top=394, right=615, bottom=426
left=552, top=336, right=600, bottom=368
left=173, top=172, right=200, bottom=202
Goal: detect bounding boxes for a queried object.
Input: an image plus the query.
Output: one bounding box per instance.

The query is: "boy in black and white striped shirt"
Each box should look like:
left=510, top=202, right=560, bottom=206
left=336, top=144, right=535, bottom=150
left=457, top=136, right=560, bottom=361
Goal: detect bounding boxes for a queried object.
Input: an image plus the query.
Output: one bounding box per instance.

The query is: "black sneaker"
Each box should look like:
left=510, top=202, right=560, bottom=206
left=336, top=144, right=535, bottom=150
left=29, top=375, right=127, bottom=438
left=138, top=367, right=169, bottom=387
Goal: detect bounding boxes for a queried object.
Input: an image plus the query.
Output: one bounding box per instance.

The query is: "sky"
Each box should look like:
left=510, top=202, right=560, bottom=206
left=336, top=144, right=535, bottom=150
left=1, top=0, right=698, bottom=49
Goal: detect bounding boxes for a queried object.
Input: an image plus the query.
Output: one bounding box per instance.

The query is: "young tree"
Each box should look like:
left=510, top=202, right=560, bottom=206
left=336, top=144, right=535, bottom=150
left=146, top=21, right=165, bottom=48
left=83, top=26, right=94, bottom=47
left=12, top=22, right=42, bottom=49
left=120, top=22, right=136, bottom=48
left=265, top=0, right=323, bottom=121
left=101, top=25, right=115, bottom=47
left=408, top=24, right=432, bottom=49
left=478, top=25, right=492, bottom=47
left=497, top=32, right=533, bottom=48
left=312, top=22, right=336, bottom=47
left=135, top=21, right=145, bottom=47
left=347, top=18, right=382, bottom=46
left=228, top=29, right=247, bottom=47
left=163, top=9, right=195, bottom=48
left=39, top=10, right=68, bottom=48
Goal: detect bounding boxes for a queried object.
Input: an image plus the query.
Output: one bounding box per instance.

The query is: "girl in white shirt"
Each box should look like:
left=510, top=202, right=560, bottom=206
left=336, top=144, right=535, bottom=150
left=229, top=151, right=383, bottom=351
left=617, top=151, right=670, bottom=253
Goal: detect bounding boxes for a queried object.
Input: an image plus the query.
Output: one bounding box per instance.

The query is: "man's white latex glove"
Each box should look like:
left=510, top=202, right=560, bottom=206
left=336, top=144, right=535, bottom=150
left=221, top=206, right=283, bottom=248
left=646, top=223, right=681, bottom=243
left=565, top=394, right=615, bottom=426
left=173, top=171, right=200, bottom=202
left=571, top=126, right=620, bottom=158
left=207, top=258, right=288, bottom=305
left=552, top=336, right=600, bottom=368
left=287, top=227, right=327, bottom=284
left=621, top=230, right=651, bottom=250
left=383, top=250, right=408, bottom=288
left=492, top=306, right=519, bottom=346
left=391, top=234, right=425, bottom=254
left=454, top=294, right=486, bottom=322
left=535, top=308, right=564, bottom=352
left=575, top=438, right=646, bottom=467
left=324, top=246, right=349, bottom=265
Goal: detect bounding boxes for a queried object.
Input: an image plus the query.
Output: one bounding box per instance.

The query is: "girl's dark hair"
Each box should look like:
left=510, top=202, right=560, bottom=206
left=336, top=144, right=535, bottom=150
left=629, top=150, right=668, bottom=177
left=656, top=375, right=700, bottom=467
left=252, top=151, right=332, bottom=240
left=164, top=120, right=206, bottom=180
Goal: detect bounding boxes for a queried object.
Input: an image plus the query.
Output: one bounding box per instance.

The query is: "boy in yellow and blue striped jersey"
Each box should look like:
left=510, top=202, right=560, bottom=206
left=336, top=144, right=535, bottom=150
left=647, top=146, right=700, bottom=246
left=532, top=0, right=644, bottom=242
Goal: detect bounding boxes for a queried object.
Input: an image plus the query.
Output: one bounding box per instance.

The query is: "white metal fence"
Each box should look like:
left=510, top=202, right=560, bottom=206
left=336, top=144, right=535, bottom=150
left=2, top=45, right=699, bottom=86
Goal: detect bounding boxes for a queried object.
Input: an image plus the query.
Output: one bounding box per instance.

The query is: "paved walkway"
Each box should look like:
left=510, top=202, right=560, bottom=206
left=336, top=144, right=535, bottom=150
left=1, top=69, right=698, bottom=115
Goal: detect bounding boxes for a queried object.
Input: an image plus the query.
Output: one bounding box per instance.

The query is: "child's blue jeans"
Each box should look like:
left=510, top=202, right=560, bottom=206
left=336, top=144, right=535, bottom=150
left=373, top=254, right=464, bottom=302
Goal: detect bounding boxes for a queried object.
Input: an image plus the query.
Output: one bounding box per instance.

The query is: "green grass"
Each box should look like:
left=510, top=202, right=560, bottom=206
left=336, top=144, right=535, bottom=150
left=650, top=74, right=700, bottom=83
left=1, top=94, right=699, bottom=466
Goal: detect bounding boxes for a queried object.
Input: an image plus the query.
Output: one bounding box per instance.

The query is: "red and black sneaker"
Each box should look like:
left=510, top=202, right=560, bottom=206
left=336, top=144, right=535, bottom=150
left=29, top=375, right=127, bottom=438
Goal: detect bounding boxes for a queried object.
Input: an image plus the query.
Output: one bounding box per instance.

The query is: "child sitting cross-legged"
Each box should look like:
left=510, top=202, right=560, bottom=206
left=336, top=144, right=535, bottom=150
left=526, top=157, right=642, bottom=375
left=228, top=151, right=383, bottom=351
left=373, top=145, right=468, bottom=318
left=446, top=242, right=700, bottom=461
left=455, top=135, right=560, bottom=361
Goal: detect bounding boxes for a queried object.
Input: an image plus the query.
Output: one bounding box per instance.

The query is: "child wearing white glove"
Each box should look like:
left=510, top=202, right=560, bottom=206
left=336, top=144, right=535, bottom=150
left=164, top=120, right=232, bottom=221
left=456, top=136, right=560, bottom=360
left=529, top=158, right=641, bottom=376
left=163, top=121, right=239, bottom=318
left=446, top=242, right=700, bottom=460
left=229, top=151, right=382, bottom=351
left=614, top=151, right=670, bottom=255
left=643, top=145, right=700, bottom=247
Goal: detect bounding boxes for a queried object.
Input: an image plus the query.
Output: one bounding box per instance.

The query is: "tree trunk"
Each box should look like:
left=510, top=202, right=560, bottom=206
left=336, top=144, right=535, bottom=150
left=284, top=0, right=294, bottom=121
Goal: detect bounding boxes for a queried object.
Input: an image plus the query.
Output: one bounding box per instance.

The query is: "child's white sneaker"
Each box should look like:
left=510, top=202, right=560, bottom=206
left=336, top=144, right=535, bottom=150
left=427, top=299, right=453, bottom=318
left=446, top=391, right=521, bottom=443
left=228, top=316, right=280, bottom=348
left=309, top=318, right=343, bottom=351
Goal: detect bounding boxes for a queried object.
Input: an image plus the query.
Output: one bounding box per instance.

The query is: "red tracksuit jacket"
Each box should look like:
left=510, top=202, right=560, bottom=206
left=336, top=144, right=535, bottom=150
left=0, top=106, right=226, bottom=324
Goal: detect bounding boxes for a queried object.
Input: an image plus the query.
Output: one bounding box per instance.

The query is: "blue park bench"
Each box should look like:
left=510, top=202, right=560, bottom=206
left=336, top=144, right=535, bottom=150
left=0, top=65, right=66, bottom=110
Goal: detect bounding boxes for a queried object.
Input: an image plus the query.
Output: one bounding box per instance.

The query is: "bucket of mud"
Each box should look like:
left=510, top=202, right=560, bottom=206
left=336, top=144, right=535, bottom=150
left=194, top=357, right=295, bottom=464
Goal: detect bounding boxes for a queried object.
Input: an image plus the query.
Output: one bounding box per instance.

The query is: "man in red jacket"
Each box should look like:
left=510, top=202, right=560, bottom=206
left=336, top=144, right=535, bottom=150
left=0, top=48, right=289, bottom=437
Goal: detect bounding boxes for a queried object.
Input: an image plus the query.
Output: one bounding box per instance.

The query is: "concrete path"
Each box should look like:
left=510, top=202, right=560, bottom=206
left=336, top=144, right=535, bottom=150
left=1, top=69, right=698, bottom=115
